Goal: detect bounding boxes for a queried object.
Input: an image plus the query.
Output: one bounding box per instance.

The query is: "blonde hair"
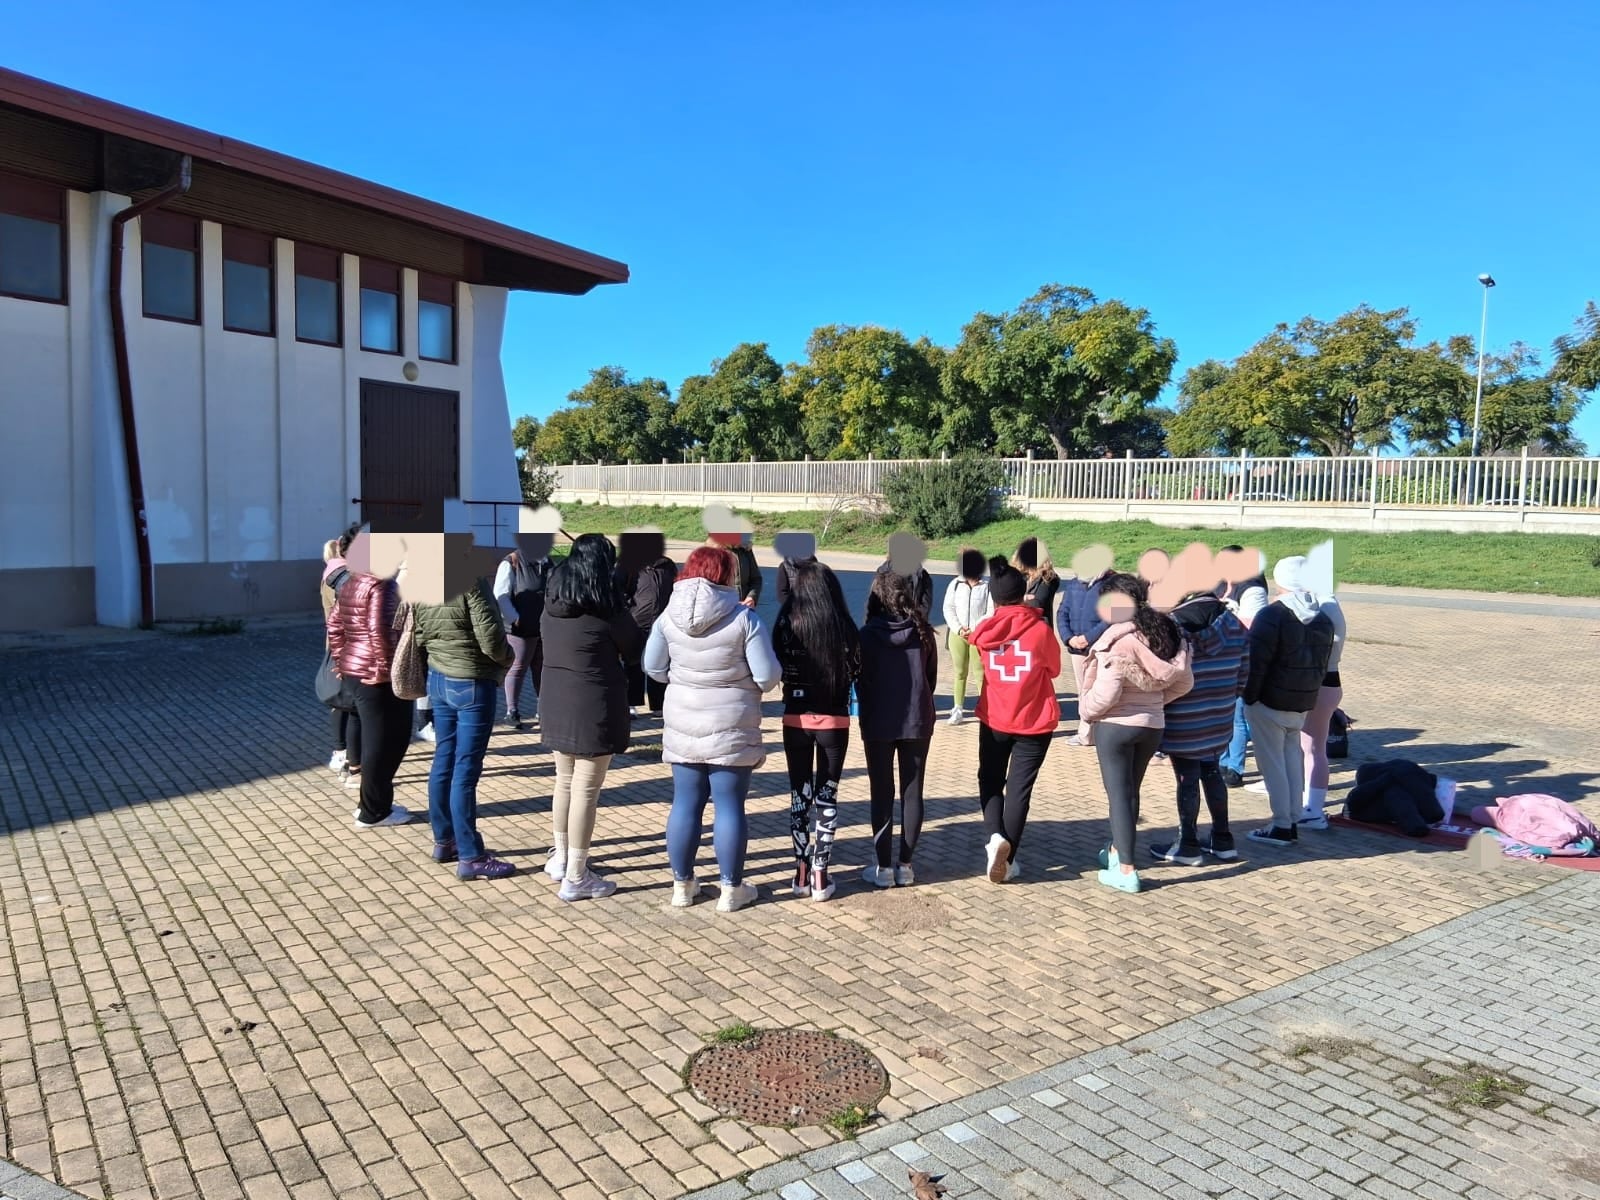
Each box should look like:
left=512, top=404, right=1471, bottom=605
left=322, top=538, right=340, bottom=563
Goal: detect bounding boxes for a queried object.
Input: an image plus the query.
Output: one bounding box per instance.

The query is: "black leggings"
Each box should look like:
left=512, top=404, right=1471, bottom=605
left=783, top=725, right=849, bottom=869
left=1169, top=754, right=1231, bottom=851
left=627, top=662, right=668, bottom=711
left=977, top=725, right=1052, bottom=862
left=353, top=683, right=415, bottom=824
left=331, top=708, right=362, bottom=763
left=1095, top=723, right=1162, bottom=864
left=864, top=737, right=930, bottom=868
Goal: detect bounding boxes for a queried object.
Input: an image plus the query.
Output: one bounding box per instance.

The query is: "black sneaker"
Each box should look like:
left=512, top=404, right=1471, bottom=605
left=1220, top=768, right=1245, bottom=789
left=503, top=712, right=526, bottom=731
left=1207, top=836, right=1239, bottom=862
left=1246, top=825, right=1298, bottom=846
left=1150, top=842, right=1205, bottom=866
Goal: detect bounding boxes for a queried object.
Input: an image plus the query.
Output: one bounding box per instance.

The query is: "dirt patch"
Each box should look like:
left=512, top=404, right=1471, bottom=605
left=844, top=887, right=954, bottom=934
left=1286, top=1034, right=1370, bottom=1062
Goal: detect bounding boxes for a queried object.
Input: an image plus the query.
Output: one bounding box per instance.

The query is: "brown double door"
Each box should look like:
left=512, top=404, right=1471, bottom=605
left=358, top=380, right=460, bottom=529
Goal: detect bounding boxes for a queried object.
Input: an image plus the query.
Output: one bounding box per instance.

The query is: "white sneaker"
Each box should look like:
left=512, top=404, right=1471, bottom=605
left=543, top=849, right=566, bottom=881
left=895, top=863, right=915, bottom=887
left=353, top=806, right=412, bottom=829
left=1005, top=859, right=1020, bottom=881
left=946, top=709, right=964, bottom=726
left=419, top=725, right=436, bottom=743
left=1297, top=811, right=1330, bottom=831
left=985, top=833, right=1011, bottom=884
left=339, top=766, right=361, bottom=790
left=717, top=882, right=759, bottom=913
left=671, top=878, right=705, bottom=908
left=328, top=750, right=346, bottom=772
left=558, top=870, right=617, bottom=902
left=811, top=871, right=836, bottom=902
left=861, top=864, right=895, bottom=889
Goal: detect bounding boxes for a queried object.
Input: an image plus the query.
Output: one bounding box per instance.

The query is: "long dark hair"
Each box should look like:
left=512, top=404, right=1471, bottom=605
left=866, top=570, right=937, bottom=662
left=776, top=561, right=859, bottom=696
left=547, top=533, right=619, bottom=618
left=1100, top=572, right=1183, bottom=662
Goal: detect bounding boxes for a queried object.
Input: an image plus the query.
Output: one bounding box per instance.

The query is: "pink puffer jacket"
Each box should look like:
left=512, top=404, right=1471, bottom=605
left=1080, top=621, right=1194, bottom=729
left=327, top=573, right=398, bottom=686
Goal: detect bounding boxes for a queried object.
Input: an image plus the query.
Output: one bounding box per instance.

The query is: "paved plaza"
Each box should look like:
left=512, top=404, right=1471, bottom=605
left=1, top=556, right=1597, bottom=1200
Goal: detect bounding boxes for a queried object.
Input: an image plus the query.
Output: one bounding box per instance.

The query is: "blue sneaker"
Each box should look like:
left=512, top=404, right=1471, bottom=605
left=1097, top=849, right=1142, bottom=894
left=431, top=840, right=458, bottom=863
left=457, top=856, right=516, bottom=881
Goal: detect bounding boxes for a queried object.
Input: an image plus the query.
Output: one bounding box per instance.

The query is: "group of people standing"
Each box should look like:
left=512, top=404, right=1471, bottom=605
left=318, top=523, right=1345, bottom=907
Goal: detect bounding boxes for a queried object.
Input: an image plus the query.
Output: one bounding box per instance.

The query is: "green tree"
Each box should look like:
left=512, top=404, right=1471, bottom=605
left=675, top=343, right=803, bottom=461
left=1166, top=305, right=1466, bottom=457
left=943, top=285, right=1177, bottom=460
left=532, top=367, right=681, bottom=464
left=1552, top=301, right=1600, bottom=393
left=787, top=325, right=943, bottom=459
left=1407, top=339, right=1587, bottom=456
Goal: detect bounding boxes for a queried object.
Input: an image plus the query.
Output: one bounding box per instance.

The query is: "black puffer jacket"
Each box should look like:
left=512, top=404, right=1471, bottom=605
left=1243, top=592, right=1335, bottom=712
left=1346, top=760, right=1445, bottom=837
left=538, top=598, right=645, bottom=757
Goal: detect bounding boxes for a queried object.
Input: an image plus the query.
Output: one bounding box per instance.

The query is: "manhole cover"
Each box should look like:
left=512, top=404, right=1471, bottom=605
left=686, top=1028, right=889, bottom=1127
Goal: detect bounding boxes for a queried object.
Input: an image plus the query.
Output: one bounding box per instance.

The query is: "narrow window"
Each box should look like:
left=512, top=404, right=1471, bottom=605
left=222, top=228, right=274, bottom=335
left=0, top=172, right=67, bottom=303
left=295, top=245, right=341, bottom=345
left=418, top=274, right=456, bottom=363
left=141, top=211, right=200, bottom=323
left=359, top=260, right=400, bottom=354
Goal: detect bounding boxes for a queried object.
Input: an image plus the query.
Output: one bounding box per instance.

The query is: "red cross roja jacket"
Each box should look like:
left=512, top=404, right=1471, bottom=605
left=970, top=604, right=1063, bottom=736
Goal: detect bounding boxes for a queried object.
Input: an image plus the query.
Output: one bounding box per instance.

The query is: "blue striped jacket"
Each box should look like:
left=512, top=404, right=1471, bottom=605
left=1159, top=596, right=1250, bottom=757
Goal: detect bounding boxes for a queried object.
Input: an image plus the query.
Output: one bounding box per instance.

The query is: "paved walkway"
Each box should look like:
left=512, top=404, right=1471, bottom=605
left=686, top=873, right=1600, bottom=1200
left=1, top=569, right=1597, bottom=1199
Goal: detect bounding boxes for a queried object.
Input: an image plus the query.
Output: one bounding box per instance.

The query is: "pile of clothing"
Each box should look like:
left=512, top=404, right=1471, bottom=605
left=1345, top=759, right=1599, bottom=858
left=1344, top=760, right=1453, bottom=837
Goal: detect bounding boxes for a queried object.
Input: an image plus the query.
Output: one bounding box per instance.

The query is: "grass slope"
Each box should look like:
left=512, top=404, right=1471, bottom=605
left=559, top=501, right=1600, bottom=597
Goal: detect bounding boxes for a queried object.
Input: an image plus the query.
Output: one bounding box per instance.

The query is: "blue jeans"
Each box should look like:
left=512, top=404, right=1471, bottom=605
left=1221, top=698, right=1250, bottom=774
left=666, top=764, right=753, bottom=885
left=427, top=670, right=496, bottom=861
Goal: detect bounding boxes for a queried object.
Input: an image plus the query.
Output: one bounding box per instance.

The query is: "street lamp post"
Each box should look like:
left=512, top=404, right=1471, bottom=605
left=1470, top=274, right=1496, bottom=458
left=1468, top=273, right=1495, bottom=503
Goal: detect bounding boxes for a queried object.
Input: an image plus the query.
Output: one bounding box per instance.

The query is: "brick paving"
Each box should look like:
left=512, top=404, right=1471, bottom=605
left=1, top=568, right=1597, bottom=1200
left=686, top=874, right=1600, bottom=1200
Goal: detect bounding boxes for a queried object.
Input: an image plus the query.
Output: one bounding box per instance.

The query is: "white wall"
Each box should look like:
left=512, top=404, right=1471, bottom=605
left=0, top=189, right=96, bottom=571
left=2, top=190, right=526, bottom=626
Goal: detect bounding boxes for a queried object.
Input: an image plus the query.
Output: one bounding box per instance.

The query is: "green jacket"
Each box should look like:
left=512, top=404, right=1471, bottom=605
left=413, top=579, right=514, bottom=681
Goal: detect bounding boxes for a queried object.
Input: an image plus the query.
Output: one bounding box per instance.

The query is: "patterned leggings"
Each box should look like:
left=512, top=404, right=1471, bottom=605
left=783, top=725, right=850, bottom=870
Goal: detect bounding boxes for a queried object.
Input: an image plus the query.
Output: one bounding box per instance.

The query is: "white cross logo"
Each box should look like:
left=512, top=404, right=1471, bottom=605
left=990, top=640, right=1032, bottom=682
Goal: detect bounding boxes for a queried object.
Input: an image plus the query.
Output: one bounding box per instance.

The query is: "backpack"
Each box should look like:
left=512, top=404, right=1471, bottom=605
left=1327, top=708, right=1352, bottom=758
left=1471, top=793, right=1600, bottom=857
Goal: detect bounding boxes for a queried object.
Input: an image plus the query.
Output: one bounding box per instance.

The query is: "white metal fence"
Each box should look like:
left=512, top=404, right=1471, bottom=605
left=553, top=451, right=1600, bottom=511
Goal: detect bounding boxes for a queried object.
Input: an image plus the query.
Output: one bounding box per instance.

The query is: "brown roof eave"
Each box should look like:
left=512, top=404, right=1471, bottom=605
left=0, top=66, right=629, bottom=289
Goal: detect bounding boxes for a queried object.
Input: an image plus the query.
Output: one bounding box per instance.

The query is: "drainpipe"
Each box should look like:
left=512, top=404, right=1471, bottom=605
left=109, top=156, right=192, bottom=628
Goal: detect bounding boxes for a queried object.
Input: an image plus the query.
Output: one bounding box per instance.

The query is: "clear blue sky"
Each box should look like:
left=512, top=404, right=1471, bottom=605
left=10, top=0, right=1600, bottom=450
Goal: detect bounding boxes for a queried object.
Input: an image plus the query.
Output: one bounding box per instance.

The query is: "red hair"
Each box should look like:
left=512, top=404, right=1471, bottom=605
left=681, top=545, right=735, bottom=586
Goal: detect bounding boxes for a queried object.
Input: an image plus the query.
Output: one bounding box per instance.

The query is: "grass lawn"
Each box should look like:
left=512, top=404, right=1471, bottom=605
left=556, top=501, right=1600, bottom=598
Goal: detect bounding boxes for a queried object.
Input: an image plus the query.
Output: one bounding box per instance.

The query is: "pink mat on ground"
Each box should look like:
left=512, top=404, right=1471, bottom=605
left=1328, top=813, right=1600, bottom=871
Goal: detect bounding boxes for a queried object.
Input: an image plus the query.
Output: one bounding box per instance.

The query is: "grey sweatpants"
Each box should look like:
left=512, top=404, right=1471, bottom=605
left=1247, top=702, right=1307, bottom=829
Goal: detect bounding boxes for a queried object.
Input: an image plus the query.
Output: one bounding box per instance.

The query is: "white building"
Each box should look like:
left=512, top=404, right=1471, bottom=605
left=0, top=67, right=627, bottom=630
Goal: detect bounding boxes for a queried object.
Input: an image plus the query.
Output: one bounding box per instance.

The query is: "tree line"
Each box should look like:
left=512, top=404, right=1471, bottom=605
left=514, top=287, right=1600, bottom=468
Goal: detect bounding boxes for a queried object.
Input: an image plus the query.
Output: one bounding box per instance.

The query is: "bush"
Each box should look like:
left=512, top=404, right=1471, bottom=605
left=521, top=458, right=561, bottom=508
left=881, top=455, right=1005, bottom=540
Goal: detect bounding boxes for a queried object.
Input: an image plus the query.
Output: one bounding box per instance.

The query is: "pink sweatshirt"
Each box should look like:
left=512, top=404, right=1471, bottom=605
left=1079, top=621, right=1194, bottom=729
